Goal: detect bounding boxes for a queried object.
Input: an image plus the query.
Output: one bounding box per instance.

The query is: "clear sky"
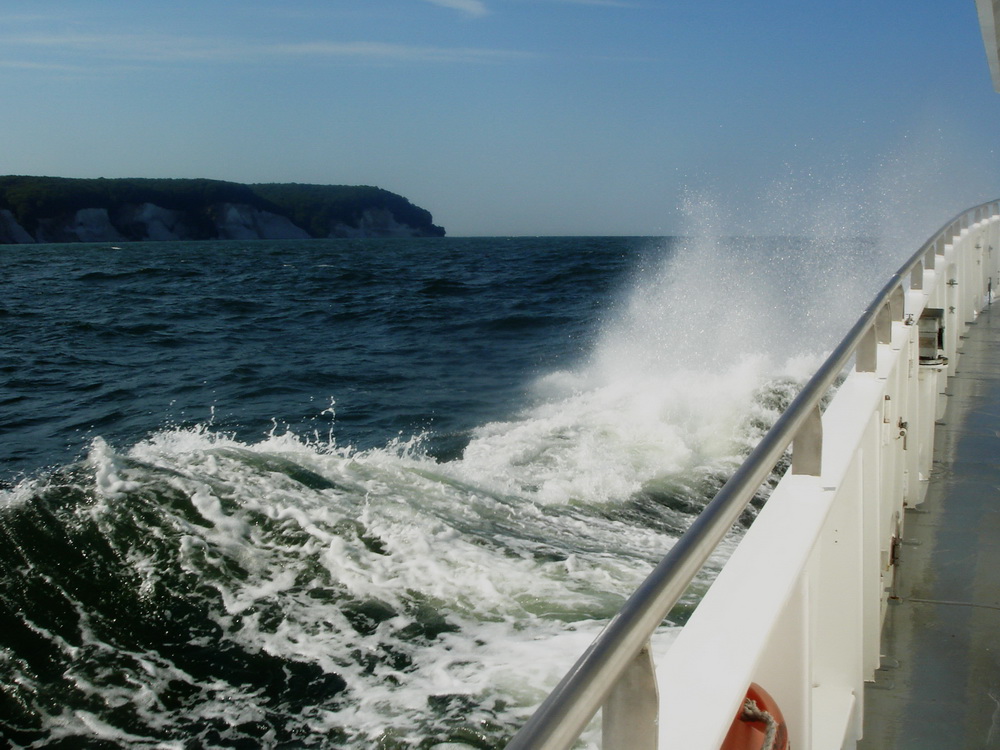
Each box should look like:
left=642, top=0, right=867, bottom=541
left=2, top=0, right=998, bottom=237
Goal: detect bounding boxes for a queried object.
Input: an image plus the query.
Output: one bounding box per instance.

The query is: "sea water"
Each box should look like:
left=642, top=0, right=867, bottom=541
left=0, top=234, right=888, bottom=748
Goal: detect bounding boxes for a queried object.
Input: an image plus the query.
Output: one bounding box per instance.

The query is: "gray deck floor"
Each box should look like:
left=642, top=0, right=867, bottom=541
left=859, top=304, right=1000, bottom=749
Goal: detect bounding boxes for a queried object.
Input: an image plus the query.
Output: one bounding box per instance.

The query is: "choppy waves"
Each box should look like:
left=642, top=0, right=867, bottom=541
left=0, top=363, right=807, bottom=747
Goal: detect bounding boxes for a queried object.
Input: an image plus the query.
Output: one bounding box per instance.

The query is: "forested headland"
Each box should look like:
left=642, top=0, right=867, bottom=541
left=0, top=176, right=445, bottom=243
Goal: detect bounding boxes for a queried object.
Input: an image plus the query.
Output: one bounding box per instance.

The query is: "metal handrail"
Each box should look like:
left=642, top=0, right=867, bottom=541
left=506, top=199, right=1000, bottom=750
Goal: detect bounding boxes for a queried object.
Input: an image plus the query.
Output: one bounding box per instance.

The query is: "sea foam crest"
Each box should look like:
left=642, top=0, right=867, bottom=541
left=48, top=424, right=662, bottom=746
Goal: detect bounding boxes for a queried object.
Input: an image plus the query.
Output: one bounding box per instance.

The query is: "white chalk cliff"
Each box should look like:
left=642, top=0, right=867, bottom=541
left=35, top=208, right=125, bottom=244
left=0, top=210, right=34, bottom=244
left=120, top=203, right=190, bottom=241
left=330, top=208, right=430, bottom=238
left=0, top=202, right=433, bottom=243
left=213, top=203, right=310, bottom=241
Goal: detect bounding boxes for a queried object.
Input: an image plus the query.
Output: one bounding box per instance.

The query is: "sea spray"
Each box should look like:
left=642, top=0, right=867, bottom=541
left=451, top=199, right=864, bottom=524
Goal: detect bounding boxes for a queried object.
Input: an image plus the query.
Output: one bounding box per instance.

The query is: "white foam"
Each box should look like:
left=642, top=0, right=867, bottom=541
left=89, top=437, right=143, bottom=498
left=55, top=425, right=662, bottom=743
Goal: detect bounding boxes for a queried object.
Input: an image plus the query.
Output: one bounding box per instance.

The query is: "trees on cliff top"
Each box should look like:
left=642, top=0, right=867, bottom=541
left=0, top=176, right=443, bottom=237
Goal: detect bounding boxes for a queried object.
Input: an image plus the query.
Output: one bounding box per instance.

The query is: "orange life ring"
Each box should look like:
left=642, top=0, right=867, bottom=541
left=719, top=682, right=789, bottom=750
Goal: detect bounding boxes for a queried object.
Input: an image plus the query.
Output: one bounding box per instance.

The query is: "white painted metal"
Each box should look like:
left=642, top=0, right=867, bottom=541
left=505, top=201, right=1000, bottom=750
left=602, top=645, right=658, bottom=749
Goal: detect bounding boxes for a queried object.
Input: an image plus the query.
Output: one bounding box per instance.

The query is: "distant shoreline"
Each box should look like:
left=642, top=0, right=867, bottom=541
left=0, top=176, right=446, bottom=244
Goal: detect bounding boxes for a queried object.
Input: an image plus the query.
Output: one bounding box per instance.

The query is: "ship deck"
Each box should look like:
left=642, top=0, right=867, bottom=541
left=859, top=302, right=1000, bottom=748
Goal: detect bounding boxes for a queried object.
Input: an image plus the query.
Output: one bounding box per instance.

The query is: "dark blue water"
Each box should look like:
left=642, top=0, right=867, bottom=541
left=0, top=235, right=882, bottom=748
left=0, top=237, right=683, bottom=748
left=2, top=238, right=645, bottom=483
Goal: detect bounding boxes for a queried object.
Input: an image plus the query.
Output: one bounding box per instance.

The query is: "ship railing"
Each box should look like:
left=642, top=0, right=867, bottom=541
left=506, top=199, right=1000, bottom=749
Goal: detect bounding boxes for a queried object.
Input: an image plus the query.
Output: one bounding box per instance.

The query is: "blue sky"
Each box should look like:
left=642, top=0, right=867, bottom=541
left=1, top=0, right=998, bottom=236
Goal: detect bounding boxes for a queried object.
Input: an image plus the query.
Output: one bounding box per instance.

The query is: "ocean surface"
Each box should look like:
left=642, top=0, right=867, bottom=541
left=0, top=234, right=889, bottom=748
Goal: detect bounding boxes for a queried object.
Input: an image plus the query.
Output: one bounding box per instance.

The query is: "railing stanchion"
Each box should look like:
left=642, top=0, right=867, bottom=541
left=792, top=404, right=823, bottom=476
left=602, top=643, right=659, bottom=750
left=857, top=325, right=877, bottom=373
left=876, top=303, right=892, bottom=344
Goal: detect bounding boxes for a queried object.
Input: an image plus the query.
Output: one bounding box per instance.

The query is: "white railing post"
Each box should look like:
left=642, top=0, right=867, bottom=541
left=857, top=325, right=878, bottom=373
left=792, top=404, right=823, bottom=475
left=603, top=644, right=659, bottom=750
